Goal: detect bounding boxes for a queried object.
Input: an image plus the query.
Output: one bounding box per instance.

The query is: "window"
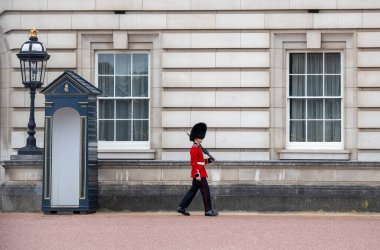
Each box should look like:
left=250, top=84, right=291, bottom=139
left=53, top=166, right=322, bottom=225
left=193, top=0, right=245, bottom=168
left=96, top=52, right=150, bottom=148
left=287, top=52, right=343, bottom=149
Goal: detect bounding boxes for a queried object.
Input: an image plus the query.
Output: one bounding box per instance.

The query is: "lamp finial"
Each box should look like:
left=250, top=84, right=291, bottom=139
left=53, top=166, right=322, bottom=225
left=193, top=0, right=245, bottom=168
left=29, top=27, right=38, bottom=41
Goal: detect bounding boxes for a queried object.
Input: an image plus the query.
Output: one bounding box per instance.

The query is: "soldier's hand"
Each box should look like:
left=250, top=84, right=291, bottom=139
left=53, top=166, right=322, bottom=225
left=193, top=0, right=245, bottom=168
left=207, top=157, right=215, bottom=164
left=196, top=176, right=201, bottom=181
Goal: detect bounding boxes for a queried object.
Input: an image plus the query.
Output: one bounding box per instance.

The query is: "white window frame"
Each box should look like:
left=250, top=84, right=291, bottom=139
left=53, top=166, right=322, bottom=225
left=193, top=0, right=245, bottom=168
left=286, top=51, right=344, bottom=150
left=95, top=51, right=151, bottom=150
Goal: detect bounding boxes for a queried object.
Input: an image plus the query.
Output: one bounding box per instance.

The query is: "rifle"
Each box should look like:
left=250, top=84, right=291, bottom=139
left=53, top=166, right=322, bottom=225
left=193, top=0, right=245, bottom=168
left=184, top=130, right=216, bottom=162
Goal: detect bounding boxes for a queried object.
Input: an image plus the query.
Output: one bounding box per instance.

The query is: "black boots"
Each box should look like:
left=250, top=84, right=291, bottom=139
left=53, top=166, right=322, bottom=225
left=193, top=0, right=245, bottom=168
left=177, top=207, right=190, bottom=216
left=205, top=210, right=219, bottom=216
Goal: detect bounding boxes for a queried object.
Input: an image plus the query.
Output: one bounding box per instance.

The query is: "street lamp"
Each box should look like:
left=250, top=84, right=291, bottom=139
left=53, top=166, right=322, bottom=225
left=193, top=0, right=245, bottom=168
left=17, top=28, right=50, bottom=155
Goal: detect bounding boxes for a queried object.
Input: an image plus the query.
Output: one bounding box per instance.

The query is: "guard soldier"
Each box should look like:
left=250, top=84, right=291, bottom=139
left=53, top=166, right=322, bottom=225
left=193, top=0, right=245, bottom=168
left=177, top=122, right=219, bottom=216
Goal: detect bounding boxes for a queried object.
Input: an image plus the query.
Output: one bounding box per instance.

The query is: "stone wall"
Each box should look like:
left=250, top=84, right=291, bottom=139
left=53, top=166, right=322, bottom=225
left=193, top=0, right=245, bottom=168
left=1, top=160, right=380, bottom=212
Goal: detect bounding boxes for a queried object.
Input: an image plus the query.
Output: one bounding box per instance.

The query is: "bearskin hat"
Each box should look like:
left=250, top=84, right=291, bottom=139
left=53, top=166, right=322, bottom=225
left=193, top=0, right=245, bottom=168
left=189, top=122, right=207, bottom=141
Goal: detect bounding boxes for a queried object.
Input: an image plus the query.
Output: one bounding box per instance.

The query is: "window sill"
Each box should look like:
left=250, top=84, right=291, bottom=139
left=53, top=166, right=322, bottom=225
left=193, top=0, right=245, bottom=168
left=98, top=149, right=156, bottom=160
left=278, top=149, right=350, bottom=160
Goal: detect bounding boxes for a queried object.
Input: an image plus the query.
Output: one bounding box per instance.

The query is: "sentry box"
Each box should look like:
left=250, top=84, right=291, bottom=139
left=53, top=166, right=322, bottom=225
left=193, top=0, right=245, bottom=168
left=41, top=71, right=101, bottom=214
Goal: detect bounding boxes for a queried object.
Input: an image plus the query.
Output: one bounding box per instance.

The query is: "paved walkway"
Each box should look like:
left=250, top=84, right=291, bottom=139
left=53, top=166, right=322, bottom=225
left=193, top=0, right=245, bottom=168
left=1, top=212, right=379, bottom=250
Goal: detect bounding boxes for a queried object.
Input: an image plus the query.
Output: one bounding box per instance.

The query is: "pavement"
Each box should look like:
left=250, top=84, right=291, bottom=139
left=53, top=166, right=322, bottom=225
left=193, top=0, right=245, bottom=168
left=0, top=212, right=379, bottom=250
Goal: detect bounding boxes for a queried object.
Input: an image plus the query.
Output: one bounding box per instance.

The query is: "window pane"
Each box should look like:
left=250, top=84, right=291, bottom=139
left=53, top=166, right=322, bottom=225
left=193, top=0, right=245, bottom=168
left=307, top=121, right=323, bottom=142
left=325, top=99, right=341, bottom=119
left=289, top=75, right=305, bottom=96
left=98, top=54, right=114, bottom=75
left=307, top=75, right=323, bottom=96
left=290, top=99, right=305, bottom=119
left=116, top=120, right=132, bottom=141
left=325, top=75, right=341, bottom=96
left=290, top=53, right=305, bottom=74
left=115, top=76, right=131, bottom=97
left=132, top=76, right=149, bottom=97
left=307, top=99, right=323, bottom=119
left=307, top=53, right=323, bottom=74
left=133, top=99, right=149, bottom=119
left=98, top=76, right=114, bottom=97
left=325, top=53, right=340, bottom=74
left=133, top=54, right=148, bottom=74
left=290, top=121, right=305, bottom=142
left=99, top=100, right=114, bottom=119
left=115, top=54, right=131, bottom=75
left=325, top=121, right=341, bottom=142
left=133, top=120, right=149, bottom=141
left=116, top=100, right=132, bottom=119
left=99, top=120, right=114, bottom=141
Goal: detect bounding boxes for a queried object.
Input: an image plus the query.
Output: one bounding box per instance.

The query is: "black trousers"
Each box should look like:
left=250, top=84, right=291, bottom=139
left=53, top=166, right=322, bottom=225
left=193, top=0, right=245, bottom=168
left=179, top=178, right=212, bottom=212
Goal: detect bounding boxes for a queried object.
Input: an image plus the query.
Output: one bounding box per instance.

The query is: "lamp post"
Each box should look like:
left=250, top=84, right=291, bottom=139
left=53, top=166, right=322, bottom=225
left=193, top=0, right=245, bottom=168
left=17, top=28, right=50, bottom=155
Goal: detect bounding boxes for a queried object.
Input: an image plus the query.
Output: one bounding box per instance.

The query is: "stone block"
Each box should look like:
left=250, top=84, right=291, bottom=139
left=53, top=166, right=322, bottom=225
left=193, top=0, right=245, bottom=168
left=265, top=14, right=313, bottom=29
left=191, top=71, right=240, bottom=88
left=216, top=52, right=269, bottom=68
left=239, top=168, right=256, bottom=181
left=358, top=111, right=380, bottom=128
left=95, top=0, right=143, bottom=10
left=314, top=13, right=362, bottom=29
left=161, top=151, right=189, bottom=161
left=216, top=14, right=265, bottom=29
left=162, top=111, right=191, bottom=128
left=11, top=110, right=44, bottom=128
left=307, top=30, right=321, bottom=49
left=191, top=0, right=240, bottom=10
left=358, top=151, right=380, bottom=161
left=48, top=52, right=77, bottom=68
left=357, top=32, right=380, bottom=48
left=113, top=31, right=128, bottom=49
left=47, top=0, right=96, bottom=10
left=210, top=151, right=240, bottom=161
left=143, top=0, right=190, bottom=10
left=162, top=168, right=189, bottom=181
left=358, top=52, right=380, bottom=67
left=6, top=32, right=47, bottom=50
left=120, top=14, right=167, bottom=29
left=241, top=0, right=290, bottom=9
left=357, top=71, right=380, bottom=87
left=296, top=169, right=335, bottom=182
left=162, top=33, right=191, bottom=48
left=220, top=168, right=239, bottom=181
left=138, top=169, right=161, bottom=181
left=162, top=91, right=215, bottom=107
left=191, top=33, right=240, bottom=48
left=162, top=52, right=215, bottom=68
left=337, top=0, right=380, bottom=9
left=241, top=111, right=269, bottom=128
left=241, top=71, right=269, bottom=87
left=216, top=131, right=269, bottom=148
left=0, top=14, right=21, bottom=32
left=240, top=151, right=270, bottom=161
left=72, top=13, right=119, bottom=29
left=336, top=169, right=380, bottom=182
left=20, top=14, right=72, bottom=29
left=11, top=131, right=25, bottom=148
left=162, top=71, right=191, bottom=87
left=362, top=13, right=380, bottom=28
left=216, top=91, right=269, bottom=107
left=358, top=132, right=380, bottom=149
left=289, top=0, right=337, bottom=9
left=358, top=91, right=380, bottom=107
left=47, top=32, right=77, bottom=49
left=241, top=33, right=270, bottom=48
left=167, top=14, right=215, bottom=29
left=191, top=111, right=240, bottom=127
left=10, top=90, right=25, bottom=107
left=162, top=131, right=215, bottom=148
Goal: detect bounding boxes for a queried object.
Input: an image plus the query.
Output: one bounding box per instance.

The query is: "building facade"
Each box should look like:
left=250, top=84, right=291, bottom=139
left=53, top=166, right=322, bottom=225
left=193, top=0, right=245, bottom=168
left=1, top=0, right=380, bottom=212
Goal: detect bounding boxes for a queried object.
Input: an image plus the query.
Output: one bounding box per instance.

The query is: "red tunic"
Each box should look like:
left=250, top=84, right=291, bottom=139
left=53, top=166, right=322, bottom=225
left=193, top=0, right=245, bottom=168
left=190, top=144, right=208, bottom=178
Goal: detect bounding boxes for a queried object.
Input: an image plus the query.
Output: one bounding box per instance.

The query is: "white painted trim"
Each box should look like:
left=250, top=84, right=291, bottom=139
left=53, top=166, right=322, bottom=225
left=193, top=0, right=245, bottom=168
left=285, top=51, right=344, bottom=150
